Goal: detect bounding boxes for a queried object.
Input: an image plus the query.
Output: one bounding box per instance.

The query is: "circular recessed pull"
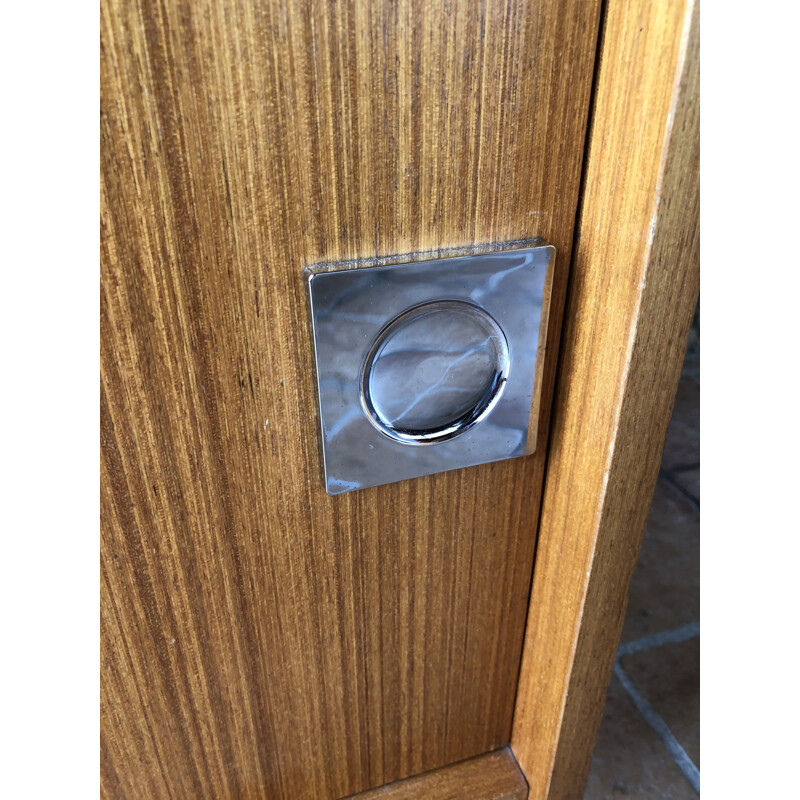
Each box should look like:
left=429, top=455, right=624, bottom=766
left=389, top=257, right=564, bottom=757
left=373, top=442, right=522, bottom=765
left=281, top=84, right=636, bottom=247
left=360, top=300, right=510, bottom=444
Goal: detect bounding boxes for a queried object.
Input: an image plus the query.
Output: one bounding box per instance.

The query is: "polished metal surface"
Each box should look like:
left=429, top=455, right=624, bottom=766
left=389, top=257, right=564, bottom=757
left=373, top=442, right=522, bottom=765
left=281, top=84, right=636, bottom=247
left=361, top=300, right=510, bottom=444
left=307, top=244, right=555, bottom=494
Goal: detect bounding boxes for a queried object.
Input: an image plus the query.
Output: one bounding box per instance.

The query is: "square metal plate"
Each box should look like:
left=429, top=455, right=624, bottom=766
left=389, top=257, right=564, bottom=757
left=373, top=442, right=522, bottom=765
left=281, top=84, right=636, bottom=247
left=307, top=244, right=555, bottom=494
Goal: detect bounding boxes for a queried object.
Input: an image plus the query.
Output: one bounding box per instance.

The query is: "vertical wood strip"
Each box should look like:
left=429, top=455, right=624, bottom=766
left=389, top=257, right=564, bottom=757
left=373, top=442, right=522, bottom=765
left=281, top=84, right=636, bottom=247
left=510, top=1, right=700, bottom=797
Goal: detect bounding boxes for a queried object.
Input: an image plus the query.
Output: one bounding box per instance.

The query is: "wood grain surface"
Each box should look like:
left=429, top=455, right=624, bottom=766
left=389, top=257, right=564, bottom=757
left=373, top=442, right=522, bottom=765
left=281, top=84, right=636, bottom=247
left=100, top=0, right=600, bottom=797
left=345, top=747, right=527, bottom=800
left=510, top=1, right=700, bottom=797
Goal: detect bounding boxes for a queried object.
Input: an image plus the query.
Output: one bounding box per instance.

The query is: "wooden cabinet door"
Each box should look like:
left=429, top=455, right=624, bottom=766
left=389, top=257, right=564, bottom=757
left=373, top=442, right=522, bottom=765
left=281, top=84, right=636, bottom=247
left=100, top=1, right=601, bottom=797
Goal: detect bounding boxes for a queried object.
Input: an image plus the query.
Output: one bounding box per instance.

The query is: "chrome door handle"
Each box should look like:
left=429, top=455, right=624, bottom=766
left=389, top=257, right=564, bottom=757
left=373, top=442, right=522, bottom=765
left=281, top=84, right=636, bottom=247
left=306, top=243, right=555, bottom=494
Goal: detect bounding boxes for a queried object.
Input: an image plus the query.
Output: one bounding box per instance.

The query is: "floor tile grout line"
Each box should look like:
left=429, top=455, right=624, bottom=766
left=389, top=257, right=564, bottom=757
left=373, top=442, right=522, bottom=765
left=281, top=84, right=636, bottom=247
left=617, top=621, right=699, bottom=658
left=613, top=662, right=701, bottom=794
left=663, top=462, right=700, bottom=475
left=658, top=470, right=700, bottom=510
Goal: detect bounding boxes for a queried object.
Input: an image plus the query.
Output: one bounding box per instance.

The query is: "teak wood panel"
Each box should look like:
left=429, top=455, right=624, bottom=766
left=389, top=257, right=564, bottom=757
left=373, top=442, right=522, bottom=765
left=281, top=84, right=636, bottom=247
left=100, top=1, right=600, bottom=798
left=346, top=747, right=527, bottom=800
left=511, top=0, right=700, bottom=797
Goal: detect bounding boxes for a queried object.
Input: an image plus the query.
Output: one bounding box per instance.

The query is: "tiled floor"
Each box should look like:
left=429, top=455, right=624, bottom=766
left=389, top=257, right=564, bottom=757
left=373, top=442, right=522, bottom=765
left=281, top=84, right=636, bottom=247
left=584, top=313, right=699, bottom=798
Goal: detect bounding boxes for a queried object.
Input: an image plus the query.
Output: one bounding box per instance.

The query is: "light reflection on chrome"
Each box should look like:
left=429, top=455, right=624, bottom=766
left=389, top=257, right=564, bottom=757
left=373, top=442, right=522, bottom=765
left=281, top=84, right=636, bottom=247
left=306, top=245, right=555, bottom=494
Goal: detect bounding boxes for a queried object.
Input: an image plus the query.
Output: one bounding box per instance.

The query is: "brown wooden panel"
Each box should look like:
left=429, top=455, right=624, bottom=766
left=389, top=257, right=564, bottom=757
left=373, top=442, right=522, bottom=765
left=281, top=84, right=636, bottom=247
left=510, top=0, right=699, bottom=797
left=346, top=747, right=527, bottom=800
left=100, top=0, right=600, bottom=797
